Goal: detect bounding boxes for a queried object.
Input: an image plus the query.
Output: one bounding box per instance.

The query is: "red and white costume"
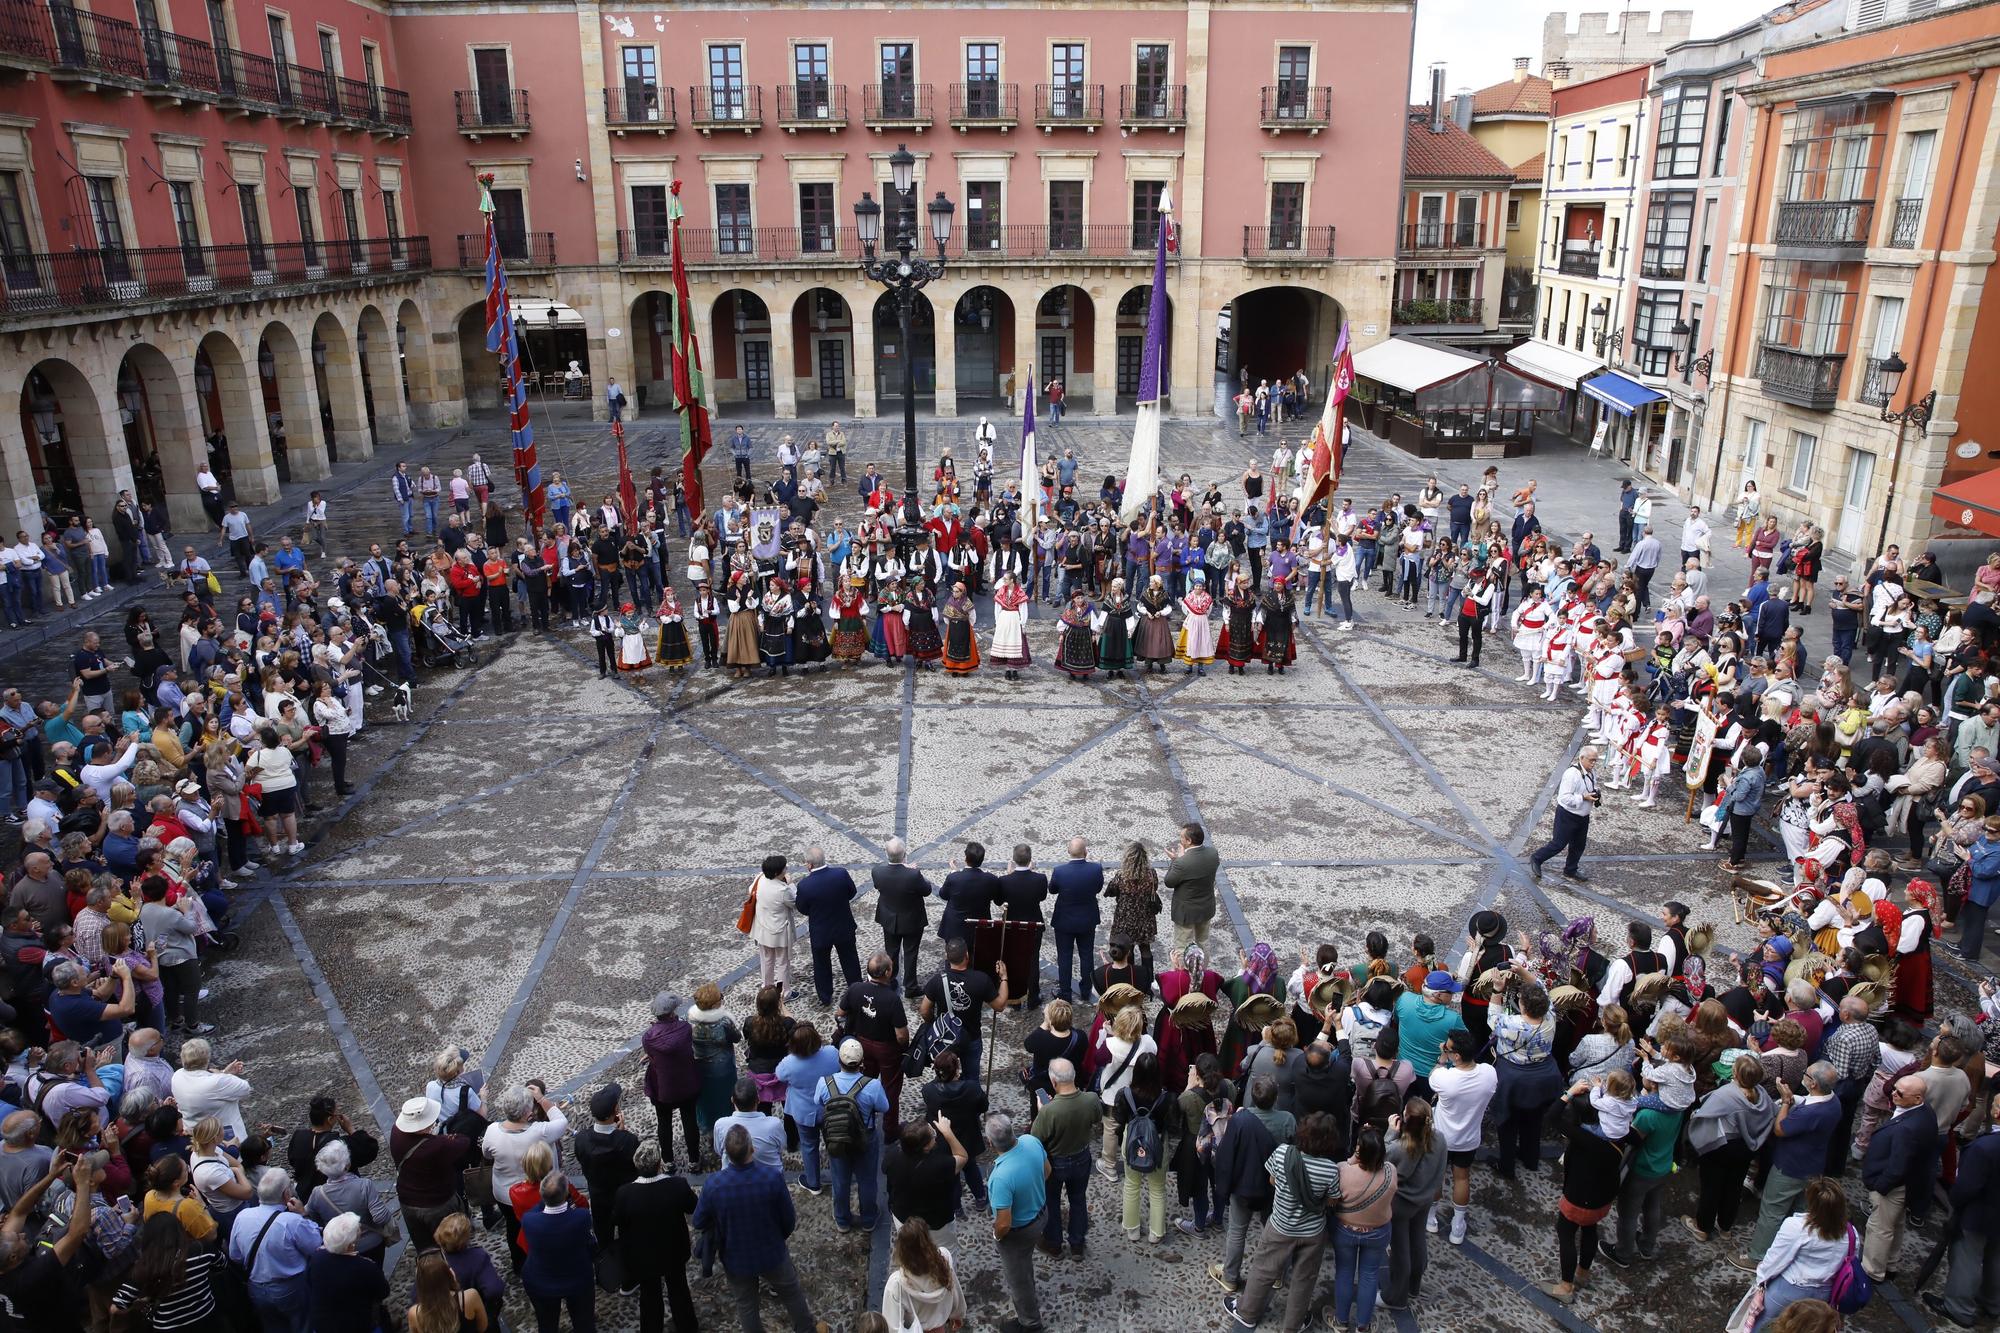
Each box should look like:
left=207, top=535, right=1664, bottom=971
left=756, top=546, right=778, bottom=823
left=1511, top=597, right=1552, bottom=684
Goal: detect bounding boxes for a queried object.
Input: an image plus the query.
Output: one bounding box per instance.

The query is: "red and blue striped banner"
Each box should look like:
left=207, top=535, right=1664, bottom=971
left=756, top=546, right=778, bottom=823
left=478, top=174, right=545, bottom=532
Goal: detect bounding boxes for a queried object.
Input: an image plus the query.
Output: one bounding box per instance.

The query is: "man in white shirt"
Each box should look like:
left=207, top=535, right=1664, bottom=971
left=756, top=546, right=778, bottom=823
left=170, top=1037, right=255, bottom=1141
left=8, top=534, right=42, bottom=619
left=1428, top=1030, right=1498, bottom=1246
left=1679, top=506, right=1711, bottom=567
left=712, top=1076, right=788, bottom=1170
left=1529, top=746, right=1600, bottom=883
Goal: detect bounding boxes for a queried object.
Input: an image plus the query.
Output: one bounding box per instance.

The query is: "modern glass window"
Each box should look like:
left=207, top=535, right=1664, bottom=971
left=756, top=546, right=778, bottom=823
left=1786, top=429, right=1817, bottom=495
left=965, top=42, right=1000, bottom=116
left=715, top=182, right=752, bottom=254
left=1130, top=179, right=1165, bottom=249
left=1268, top=181, right=1304, bottom=250
left=620, top=47, right=659, bottom=121
left=1653, top=86, right=1708, bottom=179
left=799, top=182, right=836, bottom=252
left=964, top=180, right=1001, bottom=249
left=1134, top=44, right=1169, bottom=116
left=1641, top=191, right=1694, bottom=279
left=1275, top=46, right=1311, bottom=118
left=708, top=43, right=745, bottom=119
left=879, top=42, right=914, bottom=117
left=1047, top=180, right=1083, bottom=251
left=793, top=42, right=829, bottom=117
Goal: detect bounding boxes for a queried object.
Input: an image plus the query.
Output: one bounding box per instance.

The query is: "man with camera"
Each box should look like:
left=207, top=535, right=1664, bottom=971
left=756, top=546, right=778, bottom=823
left=1529, top=745, right=1601, bottom=884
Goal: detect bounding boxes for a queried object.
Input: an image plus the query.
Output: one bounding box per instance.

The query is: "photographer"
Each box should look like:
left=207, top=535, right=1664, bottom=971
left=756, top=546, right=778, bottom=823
left=1529, top=745, right=1602, bottom=884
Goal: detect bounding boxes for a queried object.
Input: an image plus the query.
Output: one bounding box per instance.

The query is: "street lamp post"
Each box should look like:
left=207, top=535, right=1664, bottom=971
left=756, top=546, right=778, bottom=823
left=1669, top=318, right=1713, bottom=380
left=855, top=143, right=954, bottom=556
left=1873, top=352, right=1936, bottom=429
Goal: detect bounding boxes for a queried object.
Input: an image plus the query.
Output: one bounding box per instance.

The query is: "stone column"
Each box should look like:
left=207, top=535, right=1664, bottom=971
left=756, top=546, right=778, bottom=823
left=1093, top=295, right=1119, bottom=417
left=215, top=356, right=281, bottom=505
left=319, top=341, right=371, bottom=462
left=932, top=310, right=958, bottom=418
left=362, top=327, right=411, bottom=447
left=138, top=362, right=218, bottom=529
left=769, top=303, right=798, bottom=419
left=269, top=341, right=330, bottom=486
left=0, top=412, right=42, bottom=536
left=851, top=311, right=878, bottom=418
left=70, top=375, right=139, bottom=545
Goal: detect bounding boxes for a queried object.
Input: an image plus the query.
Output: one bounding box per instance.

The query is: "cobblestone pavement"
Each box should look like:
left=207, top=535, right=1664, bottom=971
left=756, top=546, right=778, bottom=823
left=1, top=407, right=1971, bottom=1333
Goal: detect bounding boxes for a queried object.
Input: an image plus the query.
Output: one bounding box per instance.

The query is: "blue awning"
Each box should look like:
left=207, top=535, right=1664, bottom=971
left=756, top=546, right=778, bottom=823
left=1579, top=370, right=1667, bottom=417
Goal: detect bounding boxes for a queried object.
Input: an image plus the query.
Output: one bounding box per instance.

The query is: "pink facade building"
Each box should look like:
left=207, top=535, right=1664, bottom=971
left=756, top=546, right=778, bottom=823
left=1, top=0, right=1414, bottom=550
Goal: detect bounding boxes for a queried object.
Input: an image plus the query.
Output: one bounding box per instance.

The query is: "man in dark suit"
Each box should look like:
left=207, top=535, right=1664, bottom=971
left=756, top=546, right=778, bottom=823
left=1048, top=835, right=1103, bottom=1004
left=995, top=844, right=1050, bottom=1005
left=1164, top=821, right=1221, bottom=953
left=794, top=844, right=862, bottom=1006
left=871, top=837, right=932, bottom=998
left=613, top=1140, right=698, bottom=1333
left=1860, top=1073, right=1940, bottom=1282
left=1925, top=1093, right=2000, bottom=1329
left=937, top=841, right=1001, bottom=948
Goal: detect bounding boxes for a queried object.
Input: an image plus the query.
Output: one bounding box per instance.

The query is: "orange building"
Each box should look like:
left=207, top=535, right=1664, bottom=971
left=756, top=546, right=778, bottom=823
left=1709, top=0, right=2000, bottom=567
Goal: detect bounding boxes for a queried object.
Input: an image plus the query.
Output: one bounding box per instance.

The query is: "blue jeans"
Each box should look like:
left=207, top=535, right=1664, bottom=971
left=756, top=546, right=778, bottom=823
left=551, top=502, right=572, bottom=533
left=1832, top=621, right=1856, bottom=664
left=961, top=1157, right=987, bottom=1208
left=1043, top=1149, right=1093, bottom=1250
left=1357, top=544, right=1378, bottom=583
left=1450, top=521, right=1471, bottom=545
left=399, top=498, right=414, bottom=533
left=90, top=554, right=109, bottom=590
left=1333, top=1222, right=1391, bottom=1328
left=423, top=497, right=440, bottom=533
left=1, top=756, right=24, bottom=815
left=1055, top=928, right=1095, bottom=1001
left=20, top=576, right=41, bottom=616
left=829, top=1126, right=881, bottom=1228
left=1751, top=1277, right=1830, bottom=1332
left=797, top=1119, right=825, bottom=1191
left=1302, top=570, right=1322, bottom=615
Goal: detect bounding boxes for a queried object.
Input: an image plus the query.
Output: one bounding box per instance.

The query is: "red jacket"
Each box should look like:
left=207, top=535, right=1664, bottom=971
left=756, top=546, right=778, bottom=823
left=447, top=565, right=484, bottom=599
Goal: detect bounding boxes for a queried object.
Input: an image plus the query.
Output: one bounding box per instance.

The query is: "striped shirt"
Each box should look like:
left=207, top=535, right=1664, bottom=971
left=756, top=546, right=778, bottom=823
left=1263, top=1145, right=1339, bottom=1238
left=114, top=1250, right=222, bottom=1329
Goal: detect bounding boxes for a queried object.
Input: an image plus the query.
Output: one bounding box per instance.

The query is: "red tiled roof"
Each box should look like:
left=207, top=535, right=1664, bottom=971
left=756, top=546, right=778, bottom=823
left=1512, top=152, right=1546, bottom=185
left=1403, top=115, right=1516, bottom=181
left=1471, top=74, right=1553, bottom=118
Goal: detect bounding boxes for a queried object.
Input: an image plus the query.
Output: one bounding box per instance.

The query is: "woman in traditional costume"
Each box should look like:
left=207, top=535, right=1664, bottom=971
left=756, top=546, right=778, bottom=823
left=1257, top=575, right=1297, bottom=674
left=874, top=577, right=908, bottom=663
left=904, top=576, right=944, bottom=670
left=1893, top=878, right=1937, bottom=1022
left=830, top=575, right=870, bottom=667
left=1135, top=575, right=1175, bottom=673
left=989, top=572, right=1032, bottom=680
left=792, top=587, right=831, bottom=670
left=724, top=572, right=762, bottom=679
left=758, top=578, right=796, bottom=676
left=1219, top=574, right=1257, bottom=675
left=654, top=587, right=693, bottom=673
left=1095, top=579, right=1136, bottom=679
left=939, top=581, right=980, bottom=676
left=1177, top=569, right=1217, bottom=676
left=617, top=602, right=651, bottom=676
left=1054, top=589, right=1098, bottom=682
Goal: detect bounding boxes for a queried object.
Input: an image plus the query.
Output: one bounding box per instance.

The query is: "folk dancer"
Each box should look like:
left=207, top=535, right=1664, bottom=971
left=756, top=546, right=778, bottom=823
left=758, top=579, right=797, bottom=677
left=1095, top=579, right=1137, bottom=680
left=1540, top=614, right=1577, bottom=703
left=939, top=581, right=980, bottom=676
left=1054, top=589, right=1098, bottom=682
left=1256, top=576, right=1298, bottom=675
left=724, top=572, right=762, bottom=679
left=1219, top=574, right=1257, bottom=676
left=793, top=587, right=831, bottom=671
left=1177, top=569, right=1217, bottom=676
left=655, top=587, right=693, bottom=674
left=617, top=602, right=652, bottom=677
left=1135, top=575, right=1176, bottom=674
left=1512, top=587, right=1552, bottom=686
left=904, top=576, right=945, bottom=670
left=590, top=604, right=618, bottom=678
left=691, top=581, right=722, bottom=668
left=873, top=577, right=909, bottom=664
left=989, top=572, right=1032, bottom=681
left=829, top=576, right=870, bottom=668
left=1584, top=628, right=1627, bottom=741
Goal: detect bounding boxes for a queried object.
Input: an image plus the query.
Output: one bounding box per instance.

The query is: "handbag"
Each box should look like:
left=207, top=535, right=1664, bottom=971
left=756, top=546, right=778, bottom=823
left=735, top=878, right=757, bottom=934
left=1724, top=1282, right=1763, bottom=1333
left=205, top=571, right=223, bottom=596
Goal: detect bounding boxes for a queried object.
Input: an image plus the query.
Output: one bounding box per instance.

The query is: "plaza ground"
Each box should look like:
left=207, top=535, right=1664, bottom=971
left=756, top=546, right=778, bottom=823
left=0, top=406, right=1978, bottom=1333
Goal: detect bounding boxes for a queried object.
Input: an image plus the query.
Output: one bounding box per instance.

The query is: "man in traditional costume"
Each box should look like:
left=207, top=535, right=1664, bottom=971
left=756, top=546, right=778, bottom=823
left=1511, top=585, right=1551, bottom=685
left=989, top=572, right=1032, bottom=680
left=939, top=581, right=980, bottom=676
left=1095, top=578, right=1137, bottom=680
left=1257, top=575, right=1297, bottom=674
left=1178, top=569, right=1217, bottom=676
left=691, top=579, right=723, bottom=668
left=830, top=575, right=870, bottom=667
left=1054, top=589, right=1099, bottom=682
left=1135, top=574, right=1175, bottom=673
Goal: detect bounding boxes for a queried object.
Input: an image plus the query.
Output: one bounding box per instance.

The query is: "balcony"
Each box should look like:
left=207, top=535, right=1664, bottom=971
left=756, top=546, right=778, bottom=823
left=1755, top=343, right=1846, bottom=411
left=776, top=82, right=846, bottom=131
left=1887, top=197, right=1922, bottom=249
left=619, top=226, right=854, bottom=265
left=960, top=223, right=1165, bottom=261
left=329, top=78, right=410, bottom=133
left=1119, top=83, right=1185, bottom=130
left=605, top=85, right=674, bottom=133
left=1859, top=355, right=1896, bottom=407
left=1401, top=221, right=1479, bottom=252
left=456, top=89, right=530, bottom=138
left=1392, top=297, right=1484, bottom=328
left=1556, top=244, right=1603, bottom=278
left=456, top=232, right=556, bottom=269
left=1242, top=224, right=1336, bottom=261
left=949, top=81, right=1018, bottom=130
left=689, top=84, right=762, bottom=132
left=0, top=237, right=430, bottom=322
left=1773, top=198, right=1873, bottom=259
left=864, top=82, right=931, bottom=130
left=1260, top=85, right=1331, bottom=133
left=0, top=0, right=51, bottom=64
left=1035, top=82, right=1103, bottom=131
left=274, top=62, right=342, bottom=119
left=47, top=4, right=144, bottom=83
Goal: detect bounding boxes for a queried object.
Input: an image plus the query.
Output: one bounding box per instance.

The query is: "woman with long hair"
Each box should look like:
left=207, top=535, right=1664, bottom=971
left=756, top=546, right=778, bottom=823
left=1107, top=840, right=1161, bottom=976
left=741, top=983, right=795, bottom=1112
left=112, top=1211, right=224, bottom=1331
left=1327, top=1123, right=1398, bottom=1331
left=1382, top=1098, right=1446, bottom=1310
left=1740, top=1177, right=1852, bottom=1331
left=407, top=1248, right=491, bottom=1333
left=879, top=1217, right=966, bottom=1333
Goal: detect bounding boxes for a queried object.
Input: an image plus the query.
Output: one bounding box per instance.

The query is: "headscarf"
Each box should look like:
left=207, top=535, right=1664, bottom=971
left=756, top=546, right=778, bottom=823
left=1242, top=942, right=1278, bottom=996
left=1182, top=942, right=1208, bottom=977
left=1760, top=934, right=1793, bottom=989
left=1059, top=591, right=1093, bottom=629
left=1905, top=878, right=1941, bottom=915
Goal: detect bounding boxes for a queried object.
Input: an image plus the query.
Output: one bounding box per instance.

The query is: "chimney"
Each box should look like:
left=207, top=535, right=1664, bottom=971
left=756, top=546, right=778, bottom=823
left=1547, top=60, right=1571, bottom=86
left=1453, top=88, right=1474, bottom=131
left=1429, top=63, right=1446, bottom=134
left=1513, top=56, right=1531, bottom=84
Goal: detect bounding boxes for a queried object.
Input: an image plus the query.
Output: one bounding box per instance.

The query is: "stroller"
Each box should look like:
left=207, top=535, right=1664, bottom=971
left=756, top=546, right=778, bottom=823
left=417, top=602, right=483, bottom=670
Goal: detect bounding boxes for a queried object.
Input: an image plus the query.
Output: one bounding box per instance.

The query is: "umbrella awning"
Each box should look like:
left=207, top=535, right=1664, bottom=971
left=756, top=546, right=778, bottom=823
left=1504, top=339, right=1603, bottom=391
left=1350, top=337, right=1485, bottom=395
left=1932, top=467, right=2000, bottom=538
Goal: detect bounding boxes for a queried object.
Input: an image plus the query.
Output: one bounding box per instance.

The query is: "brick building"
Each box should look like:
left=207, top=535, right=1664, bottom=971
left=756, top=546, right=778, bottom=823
left=1, top=0, right=1417, bottom=554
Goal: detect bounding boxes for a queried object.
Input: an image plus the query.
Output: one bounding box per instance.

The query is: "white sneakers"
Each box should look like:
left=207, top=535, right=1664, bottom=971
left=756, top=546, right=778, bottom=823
left=1425, top=1205, right=1440, bottom=1234
left=1450, top=1210, right=1468, bottom=1246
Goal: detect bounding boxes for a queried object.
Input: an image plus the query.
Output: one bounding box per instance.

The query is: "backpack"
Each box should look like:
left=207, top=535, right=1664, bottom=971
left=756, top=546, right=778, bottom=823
left=1828, top=1224, right=1874, bottom=1315
left=1119, top=1087, right=1165, bottom=1174
left=820, top=1074, right=873, bottom=1161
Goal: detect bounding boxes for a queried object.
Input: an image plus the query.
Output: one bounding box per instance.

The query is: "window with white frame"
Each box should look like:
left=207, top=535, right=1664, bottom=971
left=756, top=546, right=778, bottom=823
left=1741, top=416, right=1765, bottom=471
left=1785, top=428, right=1817, bottom=495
